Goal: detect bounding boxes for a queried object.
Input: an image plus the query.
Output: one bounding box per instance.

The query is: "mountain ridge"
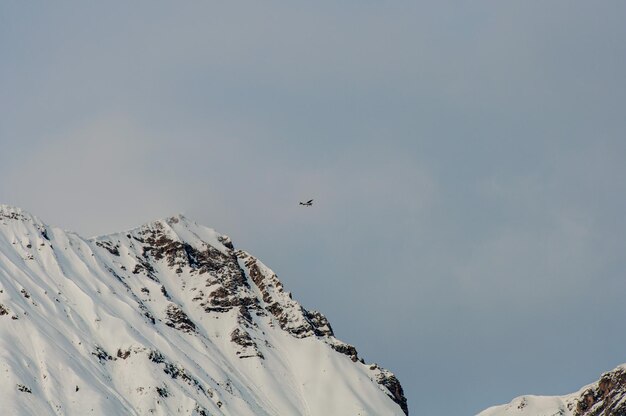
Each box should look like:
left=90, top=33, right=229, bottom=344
left=0, top=204, right=407, bottom=415
left=478, top=364, right=626, bottom=416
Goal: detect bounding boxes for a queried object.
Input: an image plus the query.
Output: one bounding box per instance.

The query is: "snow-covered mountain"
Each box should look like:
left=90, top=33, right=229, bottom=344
left=478, top=364, right=626, bottom=416
left=0, top=205, right=408, bottom=416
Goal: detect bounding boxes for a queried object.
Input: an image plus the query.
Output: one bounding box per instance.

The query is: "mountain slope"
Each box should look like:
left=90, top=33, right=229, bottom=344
left=0, top=205, right=407, bottom=416
left=478, top=364, right=626, bottom=416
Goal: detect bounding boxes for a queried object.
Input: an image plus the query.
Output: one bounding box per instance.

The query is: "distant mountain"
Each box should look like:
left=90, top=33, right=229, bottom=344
left=478, top=365, right=626, bottom=416
left=0, top=205, right=407, bottom=415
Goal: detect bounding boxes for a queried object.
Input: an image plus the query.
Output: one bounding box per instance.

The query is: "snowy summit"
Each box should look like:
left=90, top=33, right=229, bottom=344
left=0, top=205, right=407, bottom=416
left=478, top=364, right=626, bottom=416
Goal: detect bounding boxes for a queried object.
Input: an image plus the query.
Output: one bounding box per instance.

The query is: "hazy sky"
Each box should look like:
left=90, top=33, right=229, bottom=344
left=2, top=2, right=626, bottom=415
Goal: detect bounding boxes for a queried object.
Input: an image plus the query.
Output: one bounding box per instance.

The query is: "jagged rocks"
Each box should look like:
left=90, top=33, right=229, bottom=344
left=305, top=310, right=334, bottom=336
left=149, top=350, right=165, bottom=364
left=92, top=345, right=112, bottom=363
left=96, top=240, right=120, bottom=256
left=204, top=286, right=255, bottom=312
left=140, top=221, right=233, bottom=277
left=160, top=285, right=171, bottom=299
left=0, top=207, right=29, bottom=222
left=230, top=328, right=254, bottom=348
left=16, top=384, right=32, bottom=393
left=376, top=370, right=409, bottom=416
left=135, top=219, right=258, bottom=315
left=235, top=249, right=409, bottom=413
left=230, top=328, right=264, bottom=359
left=238, top=251, right=332, bottom=338
left=193, top=405, right=211, bottom=416
left=575, top=367, right=626, bottom=416
left=113, top=346, right=213, bottom=398
left=0, top=304, right=9, bottom=316
left=132, top=258, right=157, bottom=280
left=165, top=304, right=197, bottom=333
left=156, top=385, right=169, bottom=397
left=330, top=342, right=359, bottom=360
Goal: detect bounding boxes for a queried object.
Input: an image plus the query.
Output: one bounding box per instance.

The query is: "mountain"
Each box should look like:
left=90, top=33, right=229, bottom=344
left=0, top=205, right=407, bottom=416
left=478, top=364, right=626, bottom=416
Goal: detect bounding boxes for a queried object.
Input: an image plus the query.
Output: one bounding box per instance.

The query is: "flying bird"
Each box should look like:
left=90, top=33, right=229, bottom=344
left=299, top=199, right=313, bottom=206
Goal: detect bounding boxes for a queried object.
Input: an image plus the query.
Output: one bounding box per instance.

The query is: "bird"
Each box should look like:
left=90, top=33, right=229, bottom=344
left=299, top=199, right=313, bottom=207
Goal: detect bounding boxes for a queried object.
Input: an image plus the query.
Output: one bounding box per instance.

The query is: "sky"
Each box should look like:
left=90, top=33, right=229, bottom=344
left=1, top=2, right=626, bottom=415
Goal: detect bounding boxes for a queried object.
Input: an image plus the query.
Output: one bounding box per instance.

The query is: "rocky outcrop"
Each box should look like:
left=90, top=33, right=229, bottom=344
left=165, top=304, right=197, bottom=333
left=237, top=250, right=334, bottom=338
left=133, top=218, right=257, bottom=314
left=376, top=369, right=409, bottom=416
left=237, top=249, right=408, bottom=414
left=574, top=366, right=626, bottom=416
left=230, top=328, right=263, bottom=359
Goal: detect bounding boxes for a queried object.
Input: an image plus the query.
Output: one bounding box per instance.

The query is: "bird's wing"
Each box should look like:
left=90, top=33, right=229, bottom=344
left=307, top=199, right=313, bottom=204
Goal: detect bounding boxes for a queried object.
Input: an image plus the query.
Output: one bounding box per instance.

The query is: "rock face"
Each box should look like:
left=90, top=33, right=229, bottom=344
left=574, top=366, right=626, bottom=416
left=478, top=365, right=626, bottom=416
left=0, top=205, right=408, bottom=416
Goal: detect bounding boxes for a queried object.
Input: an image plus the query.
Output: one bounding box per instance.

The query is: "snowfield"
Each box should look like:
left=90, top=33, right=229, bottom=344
left=0, top=205, right=407, bottom=416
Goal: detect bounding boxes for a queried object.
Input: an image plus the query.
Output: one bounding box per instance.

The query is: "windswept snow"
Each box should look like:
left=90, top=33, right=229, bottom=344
left=0, top=205, right=407, bottom=416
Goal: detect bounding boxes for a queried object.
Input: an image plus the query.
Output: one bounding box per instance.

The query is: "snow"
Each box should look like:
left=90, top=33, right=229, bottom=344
left=477, top=394, right=575, bottom=416
left=0, top=205, right=406, bottom=416
left=475, top=365, right=626, bottom=416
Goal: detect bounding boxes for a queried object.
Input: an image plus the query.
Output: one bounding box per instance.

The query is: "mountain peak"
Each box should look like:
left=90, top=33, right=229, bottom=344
left=145, top=213, right=189, bottom=228
left=0, top=206, right=408, bottom=415
left=0, top=204, right=42, bottom=224
left=479, top=364, right=626, bottom=416
left=94, top=212, right=232, bottom=255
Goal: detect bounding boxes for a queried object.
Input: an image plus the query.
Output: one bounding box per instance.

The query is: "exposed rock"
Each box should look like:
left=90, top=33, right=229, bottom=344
left=230, top=328, right=264, bottom=359
left=92, top=345, right=112, bottom=363
left=132, top=258, right=157, bottom=280
left=16, top=384, right=32, bottom=393
left=165, top=304, right=197, bottom=333
left=239, top=251, right=330, bottom=338
left=193, top=403, right=211, bottom=416
left=156, top=385, right=169, bottom=398
left=376, top=370, right=409, bottom=416
left=574, top=366, right=626, bottom=416
left=160, top=285, right=171, bottom=300
left=0, top=207, right=30, bottom=222
left=117, top=348, right=131, bottom=360
left=330, top=342, right=359, bottom=359
left=478, top=365, right=626, bottom=416
left=235, top=249, right=408, bottom=413
left=305, top=310, right=334, bottom=337
left=96, top=241, right=120, bottom=256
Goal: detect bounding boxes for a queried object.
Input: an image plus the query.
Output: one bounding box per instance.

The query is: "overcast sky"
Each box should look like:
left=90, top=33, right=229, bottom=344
left=2, top=2, right=626, bottom=415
